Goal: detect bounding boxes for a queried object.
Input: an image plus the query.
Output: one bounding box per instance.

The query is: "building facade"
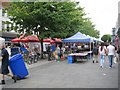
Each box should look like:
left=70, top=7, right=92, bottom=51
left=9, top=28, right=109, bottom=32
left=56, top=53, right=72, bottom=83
left=0, top=2, right=11, bottom=32
left=115, top=1, right=120, bottom=34
left=0, top=2, right=18, bottom=42
left=113, top=1, right=120, bottom=48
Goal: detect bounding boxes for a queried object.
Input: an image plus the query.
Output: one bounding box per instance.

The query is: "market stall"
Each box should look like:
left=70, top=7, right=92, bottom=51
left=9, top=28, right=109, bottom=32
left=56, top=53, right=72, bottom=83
left=63, top=32, right=93, bottom=63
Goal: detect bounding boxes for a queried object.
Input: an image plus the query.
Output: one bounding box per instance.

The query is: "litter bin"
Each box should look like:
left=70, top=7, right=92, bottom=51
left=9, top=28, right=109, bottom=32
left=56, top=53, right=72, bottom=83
left=9, top=54, right=29, bottom=79
left=68, top=56, right=73, bottom=64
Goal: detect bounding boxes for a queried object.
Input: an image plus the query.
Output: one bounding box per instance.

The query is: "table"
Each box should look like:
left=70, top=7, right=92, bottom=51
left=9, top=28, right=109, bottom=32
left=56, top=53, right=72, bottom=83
left=68, top=52, right=89, bottom=64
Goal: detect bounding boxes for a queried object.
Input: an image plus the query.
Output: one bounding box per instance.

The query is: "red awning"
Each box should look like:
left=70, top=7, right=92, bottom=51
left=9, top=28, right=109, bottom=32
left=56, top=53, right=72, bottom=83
left=54, top=38, right=62, bottom=42
left=43, top=38, right=55, bottom=43
left=11, top=35, right=40, bottom=42
left=11, top=38, right=21, bottom=42
left=20, top=37, right=29, bottom=42
left=25, top=35, right=40, bottom=42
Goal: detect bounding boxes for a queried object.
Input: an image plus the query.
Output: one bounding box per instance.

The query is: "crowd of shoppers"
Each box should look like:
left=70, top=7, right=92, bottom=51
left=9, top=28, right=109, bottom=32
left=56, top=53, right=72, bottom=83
left=46, top=44, right=65, bottom=62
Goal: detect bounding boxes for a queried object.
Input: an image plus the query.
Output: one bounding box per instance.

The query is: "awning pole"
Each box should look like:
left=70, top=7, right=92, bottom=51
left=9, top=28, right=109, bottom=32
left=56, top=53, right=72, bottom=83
left=90, top=41, right=92, bottom=59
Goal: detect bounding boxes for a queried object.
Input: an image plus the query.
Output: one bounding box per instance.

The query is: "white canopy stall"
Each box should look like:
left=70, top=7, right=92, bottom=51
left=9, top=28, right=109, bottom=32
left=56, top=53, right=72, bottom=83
left=0, top=37, right=5, bottom=48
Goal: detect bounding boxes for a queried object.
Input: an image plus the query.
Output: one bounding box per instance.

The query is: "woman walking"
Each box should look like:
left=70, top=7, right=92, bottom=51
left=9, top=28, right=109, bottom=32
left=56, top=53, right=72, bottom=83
left=98, top=43, right=107, bottom=68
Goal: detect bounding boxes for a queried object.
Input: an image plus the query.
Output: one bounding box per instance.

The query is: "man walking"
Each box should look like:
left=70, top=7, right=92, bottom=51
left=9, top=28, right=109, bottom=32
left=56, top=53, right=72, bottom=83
left=47, top=44, right=52, bottom=61
left=92, top=45, right=99, bottom=63
left=0, top=44, right=17, bottom=84
left=107, top=42, right=115, bottom=68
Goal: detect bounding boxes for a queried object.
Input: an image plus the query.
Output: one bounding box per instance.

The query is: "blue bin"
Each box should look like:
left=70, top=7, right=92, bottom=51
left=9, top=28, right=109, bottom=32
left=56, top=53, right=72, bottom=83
left=68, top=56, right=73, bottom=64
left=9, top=54, right=29, bottom=78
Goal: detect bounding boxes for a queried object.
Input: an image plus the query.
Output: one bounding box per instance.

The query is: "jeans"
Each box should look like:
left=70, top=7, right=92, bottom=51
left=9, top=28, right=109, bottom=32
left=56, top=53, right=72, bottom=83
left=100, top=55, right=105, bottom=67
left=108, top=55, right=114, bottom=67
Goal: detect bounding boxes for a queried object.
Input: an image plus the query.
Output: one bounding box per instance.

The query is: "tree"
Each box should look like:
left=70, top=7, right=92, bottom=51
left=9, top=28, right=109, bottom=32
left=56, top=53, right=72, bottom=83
left=6, top=2, right=100, bottom=58
left=79, top=18, right=100, bottom=38
left=7, top=2, right=99, bottom=38
left=101, top=34, right=111, bottom=42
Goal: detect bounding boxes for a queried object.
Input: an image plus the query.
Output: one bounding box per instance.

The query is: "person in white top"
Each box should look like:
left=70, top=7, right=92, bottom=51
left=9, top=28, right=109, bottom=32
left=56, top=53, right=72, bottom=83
left=98, top=43, right=107, bottom=68
left=107, top=42, right=115, bottom=68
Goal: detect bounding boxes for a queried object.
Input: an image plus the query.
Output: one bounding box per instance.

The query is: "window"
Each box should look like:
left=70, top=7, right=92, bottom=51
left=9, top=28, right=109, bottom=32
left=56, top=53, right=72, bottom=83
left=2, top=21, right=5, bottom=30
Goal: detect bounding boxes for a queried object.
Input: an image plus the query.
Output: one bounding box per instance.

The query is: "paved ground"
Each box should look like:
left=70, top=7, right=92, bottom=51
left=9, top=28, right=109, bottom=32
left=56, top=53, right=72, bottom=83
left=1, top=56, right=118, bottom=88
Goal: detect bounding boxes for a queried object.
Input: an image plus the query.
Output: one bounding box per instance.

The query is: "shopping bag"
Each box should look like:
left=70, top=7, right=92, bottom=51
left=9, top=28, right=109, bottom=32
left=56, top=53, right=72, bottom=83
left=0, top=56, right=2, bottom=61
left=113, top=57, right=117, bottom=64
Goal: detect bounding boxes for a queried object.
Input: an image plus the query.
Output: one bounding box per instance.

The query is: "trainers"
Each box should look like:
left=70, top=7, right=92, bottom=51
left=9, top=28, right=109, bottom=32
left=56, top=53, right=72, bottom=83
left=96, top=61, right=98, bottom=63
left=12, top=75, right=17, bottom=83
left=93, top=61, right=94, bottom=63
left=0, top=80, right=5, bottom=85
left=100, top=66, right=103, bottom=68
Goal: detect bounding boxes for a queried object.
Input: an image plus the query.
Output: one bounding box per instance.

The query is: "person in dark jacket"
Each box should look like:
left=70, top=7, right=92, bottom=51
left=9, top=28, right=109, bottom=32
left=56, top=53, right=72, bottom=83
left=11, top=44, right=20, bottom=56
left=0, top=44, right=17, bottom=84
left=47, top=44, right=52, bottom=61
left=92, top=45, right=99, bottom=63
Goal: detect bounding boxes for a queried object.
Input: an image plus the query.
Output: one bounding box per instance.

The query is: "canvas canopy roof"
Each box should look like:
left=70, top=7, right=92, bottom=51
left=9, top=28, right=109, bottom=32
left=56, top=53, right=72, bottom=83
left=0, top=37, right=5, bottom=48
left=0, top=37, right=5, bottom=40
left=63, top=32, right=92, bottom=42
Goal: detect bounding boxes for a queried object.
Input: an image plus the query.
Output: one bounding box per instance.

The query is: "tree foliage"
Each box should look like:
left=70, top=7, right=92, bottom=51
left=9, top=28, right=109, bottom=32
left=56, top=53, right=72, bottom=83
left=6, top=2, right=99, bottom=39
left=101, top=34, right=111, bottom=42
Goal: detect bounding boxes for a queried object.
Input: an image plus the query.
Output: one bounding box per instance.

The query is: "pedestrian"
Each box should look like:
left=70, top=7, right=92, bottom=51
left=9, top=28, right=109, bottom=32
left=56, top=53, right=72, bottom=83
left=51, top=43, right=56, bottom=61
left=61, top=46, right=66, bottom=60
left=11, top=44, right=20, bottom=56
left=98, top=43, right=107, bottom=68
left=107, top=42, right=115, bottom=68
left=0, top=44, right=17, bottom=84
left=117, top=46, right=120, bottom=62
left=5, top=44, right=11, bottom=57
left=53, top=50, right=58, bottom=61
left=92, top=45, right=99, bottom=63
left=56, top=45, right=61, bottom=62
left=46, top=44, right=52, bottom=61
left=113, top=46, right=118, bottom=63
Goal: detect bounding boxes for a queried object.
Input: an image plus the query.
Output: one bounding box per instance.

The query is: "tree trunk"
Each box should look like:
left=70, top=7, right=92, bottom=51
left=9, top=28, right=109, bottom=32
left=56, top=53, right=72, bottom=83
left=40, top=38, right=44, bottom=59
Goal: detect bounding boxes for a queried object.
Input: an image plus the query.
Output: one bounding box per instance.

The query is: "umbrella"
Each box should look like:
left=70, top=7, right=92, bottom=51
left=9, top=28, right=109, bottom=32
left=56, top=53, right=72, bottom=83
left=25, top=35, right=40, bottom=42
left=54, top=38, right=62, bottom=42
left=11, top=38, right=21, bottom=42
left=20, top=37, right=29, bottom=42
left=43, top=38, right=55, bottom=43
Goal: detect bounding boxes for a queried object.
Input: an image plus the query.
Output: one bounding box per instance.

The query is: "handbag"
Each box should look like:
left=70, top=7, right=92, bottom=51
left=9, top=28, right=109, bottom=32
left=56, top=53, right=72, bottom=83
left=0, top=56, right=3, bottom=61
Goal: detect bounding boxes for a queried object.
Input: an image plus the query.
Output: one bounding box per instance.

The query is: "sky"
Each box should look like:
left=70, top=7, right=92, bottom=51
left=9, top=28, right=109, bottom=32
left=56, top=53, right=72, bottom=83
left=75, top=0, right=119, bottom=38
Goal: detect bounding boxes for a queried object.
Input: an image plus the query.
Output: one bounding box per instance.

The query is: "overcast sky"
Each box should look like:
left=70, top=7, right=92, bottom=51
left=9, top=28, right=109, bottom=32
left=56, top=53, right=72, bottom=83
left=76, top=0, right=119, bottom=37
